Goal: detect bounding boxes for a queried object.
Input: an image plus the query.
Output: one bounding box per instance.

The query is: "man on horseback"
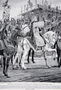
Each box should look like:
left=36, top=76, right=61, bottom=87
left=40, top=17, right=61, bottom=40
left=0, top=20, right=10, bottom=77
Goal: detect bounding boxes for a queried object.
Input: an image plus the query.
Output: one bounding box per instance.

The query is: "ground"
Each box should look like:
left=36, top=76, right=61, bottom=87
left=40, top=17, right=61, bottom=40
left=0, top=57, right=61, bottom=82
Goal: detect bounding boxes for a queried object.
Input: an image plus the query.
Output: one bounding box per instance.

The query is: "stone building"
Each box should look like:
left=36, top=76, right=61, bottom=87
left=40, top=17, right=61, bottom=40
left=19, top=0, right=61, bottom=32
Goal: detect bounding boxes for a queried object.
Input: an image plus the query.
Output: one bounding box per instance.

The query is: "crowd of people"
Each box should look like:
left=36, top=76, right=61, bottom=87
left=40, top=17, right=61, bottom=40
left=0, top=18, right=24, bottom=77
left=0, top=17, right=36, bottom=77
left=0, top=14, right=61, bottom=78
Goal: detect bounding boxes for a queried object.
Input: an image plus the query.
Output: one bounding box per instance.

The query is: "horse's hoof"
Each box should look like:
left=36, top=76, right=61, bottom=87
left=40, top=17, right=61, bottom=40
left=59, top=67, right=61, bottom=69
left=12, top=67, right=15, bottom=70
left=6, top=75, right=10, bottom=78
left=47, top=66, right=51, bottom=68
left=32, top=61, right=35, bottom=63
left=3, top=72, right=10, bottom=78
left=58, top=65, right=60, bottom=68
left=12, top=65, right=19, bottom=70
left=27, top=62, right=30, bottom=64
left=12, top=67, right=18, bottom=70
left=22, top=66, right=27, bottom=70
left=22, top=68, right=27, bottom=70
left=26, top=62, right=30, bottom=64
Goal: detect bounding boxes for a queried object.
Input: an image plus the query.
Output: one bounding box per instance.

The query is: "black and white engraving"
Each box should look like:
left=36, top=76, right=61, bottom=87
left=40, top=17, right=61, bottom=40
left=0, top=0, right=61, bottom=83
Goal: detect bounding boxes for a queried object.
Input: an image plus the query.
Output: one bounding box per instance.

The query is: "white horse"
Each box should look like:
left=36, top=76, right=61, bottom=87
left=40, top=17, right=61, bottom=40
left=13, top=24, right=31, bottom=69
left=13, top=21, right=57, bottom=69
left=32, top=21, right=57, bottom=67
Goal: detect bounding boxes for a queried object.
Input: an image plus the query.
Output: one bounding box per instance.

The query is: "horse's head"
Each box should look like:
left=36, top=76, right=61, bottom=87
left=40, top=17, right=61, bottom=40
left=44, top=31, right=57, bottom=47
left=21, top=24, right=30, bottom=36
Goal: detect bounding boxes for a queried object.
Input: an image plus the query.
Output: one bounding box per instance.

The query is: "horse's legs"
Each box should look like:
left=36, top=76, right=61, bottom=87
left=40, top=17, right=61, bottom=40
left=57, top=50, right=61, bottom=68
left=56, top=48, right=61, bottom=67
left=59, top=51, right=61, bottom=67
left=27, top=48, right=35, bottom=63
left=57, top=55, right=60, bottom=67
left=59, top=58, right=61, bottom=67
left=0, top=50, right=6, bottom=76
left=5, top=57, right=10, bottom=77
left=43, top=51, right=47, bottom=66
left=16, top=44, right=23, bottom=68
left=11, top=54, right=15, bottom=65
left=21, top=45, right=30, bottom=69
left=0, top=56, right=3, bottom=67
left=27, top=49, right=31, bottom=63
left=21, top=52, right=28, bottom=69
left=3, top=56, right=6, bottom=74
left=3, top=56, right=10, bottom=78
left=13, top=47, right=23, bottom=69
left=32, top=49, right=35, bottom=63
left=10, top=55, right=14, bottom=69
left=13, top=44, right=20, bottom=67
left=17, top=52, right=22, bottom=68
left=43, top=50, right=50, bottom=68
left=13, top=53, right=18, bottom=66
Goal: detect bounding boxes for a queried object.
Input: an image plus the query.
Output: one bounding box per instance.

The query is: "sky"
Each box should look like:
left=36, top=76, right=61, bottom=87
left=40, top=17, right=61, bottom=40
left=0, top=0, right=61, bottom=19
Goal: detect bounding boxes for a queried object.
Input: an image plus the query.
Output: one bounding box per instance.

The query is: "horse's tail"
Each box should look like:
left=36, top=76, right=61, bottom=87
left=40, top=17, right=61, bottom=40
left=25, top=38, right=36, bottom=52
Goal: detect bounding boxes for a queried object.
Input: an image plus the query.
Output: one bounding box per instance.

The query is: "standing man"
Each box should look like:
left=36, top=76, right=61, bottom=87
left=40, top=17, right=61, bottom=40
left=27, top=16, right=38, bottom=63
